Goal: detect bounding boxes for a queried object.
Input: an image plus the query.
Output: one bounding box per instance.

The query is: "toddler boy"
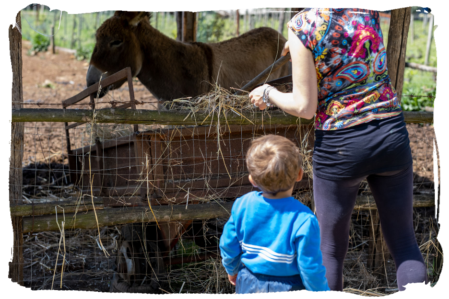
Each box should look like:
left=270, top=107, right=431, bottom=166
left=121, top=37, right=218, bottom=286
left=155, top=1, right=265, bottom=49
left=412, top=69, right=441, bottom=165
left=219, top=135, right=329, bottom=293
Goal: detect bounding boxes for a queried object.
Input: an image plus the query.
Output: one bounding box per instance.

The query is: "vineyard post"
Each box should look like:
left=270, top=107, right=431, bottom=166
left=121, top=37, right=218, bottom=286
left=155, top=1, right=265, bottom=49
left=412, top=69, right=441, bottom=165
left=70, top=15, right=76, bottom=49
left=236, top=10, right=240, bottom=36
left=278, top=8, right=286, bottom=35
left=78, top=14, right=82, bottom=50
left=9, top=12, right=25, bottom=285
left=425, top=14, right=434, bottom=66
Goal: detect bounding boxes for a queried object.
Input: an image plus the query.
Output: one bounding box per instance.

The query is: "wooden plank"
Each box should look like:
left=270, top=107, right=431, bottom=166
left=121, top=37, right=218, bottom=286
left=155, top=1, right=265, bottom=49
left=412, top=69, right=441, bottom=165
left=21, top=192, right=434, bottom=233
left=386, top=8, right=411, bottom=104
left=10, top=198, right=104, bottom=217
left=12, top=109, right=433, bottom=125
left=22, top=202, right=235, bottom=233
left=9, top=12, right=24, bottom=286
left=62, top=68, right=129, bottom=108
left=71, top=135, right=135, bottom=155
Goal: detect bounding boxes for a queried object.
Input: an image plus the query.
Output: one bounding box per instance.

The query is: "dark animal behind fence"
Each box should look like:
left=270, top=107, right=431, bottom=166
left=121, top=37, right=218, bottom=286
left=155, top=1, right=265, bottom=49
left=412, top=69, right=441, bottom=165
left=86, top=11, right=289, bottom=101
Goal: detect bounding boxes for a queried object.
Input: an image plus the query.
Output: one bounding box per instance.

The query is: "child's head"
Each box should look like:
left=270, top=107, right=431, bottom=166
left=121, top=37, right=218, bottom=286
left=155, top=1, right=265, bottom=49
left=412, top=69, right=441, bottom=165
left=246, top=135, right=303, bottom=195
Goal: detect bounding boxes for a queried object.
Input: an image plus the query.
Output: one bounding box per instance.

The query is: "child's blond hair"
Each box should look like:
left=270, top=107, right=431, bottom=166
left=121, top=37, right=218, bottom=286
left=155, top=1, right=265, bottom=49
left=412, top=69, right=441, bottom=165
left=246, top=135, right=303, bottom=195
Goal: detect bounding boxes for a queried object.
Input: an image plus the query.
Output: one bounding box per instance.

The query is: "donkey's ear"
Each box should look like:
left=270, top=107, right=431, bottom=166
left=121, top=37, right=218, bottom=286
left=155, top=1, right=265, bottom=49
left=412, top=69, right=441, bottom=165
left=129, top=12, right=151, bottom=26
left=114, top=11, right=151, bottom=26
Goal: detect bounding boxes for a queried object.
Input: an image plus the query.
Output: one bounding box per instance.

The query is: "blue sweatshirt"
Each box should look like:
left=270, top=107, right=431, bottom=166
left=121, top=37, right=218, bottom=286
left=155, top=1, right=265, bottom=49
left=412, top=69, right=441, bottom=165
left=219, top=191, right=330, bottom=292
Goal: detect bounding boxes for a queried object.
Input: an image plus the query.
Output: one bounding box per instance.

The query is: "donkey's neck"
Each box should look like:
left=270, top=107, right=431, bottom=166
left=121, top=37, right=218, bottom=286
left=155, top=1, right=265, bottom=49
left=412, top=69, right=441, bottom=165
left=134, top=24, right=201, bottom=101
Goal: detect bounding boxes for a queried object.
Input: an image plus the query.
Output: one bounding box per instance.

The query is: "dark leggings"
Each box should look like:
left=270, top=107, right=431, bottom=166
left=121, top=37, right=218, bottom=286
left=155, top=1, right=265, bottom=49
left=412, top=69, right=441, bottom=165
left=313, top=165, right=428, bottom=291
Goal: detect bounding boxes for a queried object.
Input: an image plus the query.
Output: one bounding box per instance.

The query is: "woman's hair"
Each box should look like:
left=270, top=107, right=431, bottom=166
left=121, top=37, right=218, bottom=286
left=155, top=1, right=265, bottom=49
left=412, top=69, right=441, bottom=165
left=246, top=135, right=303, bottom=195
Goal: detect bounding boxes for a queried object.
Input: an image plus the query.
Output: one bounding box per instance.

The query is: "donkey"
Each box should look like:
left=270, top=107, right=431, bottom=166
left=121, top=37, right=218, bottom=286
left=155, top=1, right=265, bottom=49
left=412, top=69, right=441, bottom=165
left=86, top=11, right=289, bottom=102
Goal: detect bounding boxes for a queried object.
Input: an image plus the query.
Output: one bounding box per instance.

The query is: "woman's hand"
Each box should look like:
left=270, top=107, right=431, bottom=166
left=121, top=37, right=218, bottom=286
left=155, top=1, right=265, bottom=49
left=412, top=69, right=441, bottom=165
left=228, top=274, right=238, bottom=286
left=249, top=84, right=269, bottom=110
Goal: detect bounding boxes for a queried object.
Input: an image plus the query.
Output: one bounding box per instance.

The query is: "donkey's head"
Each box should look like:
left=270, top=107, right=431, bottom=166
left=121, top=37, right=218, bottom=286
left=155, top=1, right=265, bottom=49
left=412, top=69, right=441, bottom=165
left=86, top=11, right=150, bottom=97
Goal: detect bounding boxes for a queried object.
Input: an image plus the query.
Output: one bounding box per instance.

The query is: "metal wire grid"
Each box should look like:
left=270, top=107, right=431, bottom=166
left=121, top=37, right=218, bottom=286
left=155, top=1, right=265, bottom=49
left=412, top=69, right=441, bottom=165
left=14, top=119, right=439, bottom=293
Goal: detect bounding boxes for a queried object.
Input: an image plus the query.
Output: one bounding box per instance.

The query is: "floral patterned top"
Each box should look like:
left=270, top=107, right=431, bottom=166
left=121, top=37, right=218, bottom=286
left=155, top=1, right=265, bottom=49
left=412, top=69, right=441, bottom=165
left=288, top=8, right=402, bottom=130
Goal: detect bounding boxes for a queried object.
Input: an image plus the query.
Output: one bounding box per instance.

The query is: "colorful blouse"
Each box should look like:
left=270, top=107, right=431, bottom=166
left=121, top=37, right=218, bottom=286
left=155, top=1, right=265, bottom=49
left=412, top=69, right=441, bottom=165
left=288, top=8, right=402, bottom=130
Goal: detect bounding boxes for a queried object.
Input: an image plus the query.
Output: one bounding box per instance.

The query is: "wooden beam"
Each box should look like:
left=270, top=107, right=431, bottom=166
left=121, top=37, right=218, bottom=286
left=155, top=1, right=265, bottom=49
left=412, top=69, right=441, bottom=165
left=19, top=193, right=433, bottom=233
left=387, top=8, right=411, bottom=104
left=11, top=109, right=433, bottom=125
left=10, top=198, right=104, bottom=217
left=405, top=62, right=437, bottom=73
left=9, top=12, right=24, bottom=286
left=22, top=202, right=234, bottom=233
left=182, top=12, right=197, bottom=42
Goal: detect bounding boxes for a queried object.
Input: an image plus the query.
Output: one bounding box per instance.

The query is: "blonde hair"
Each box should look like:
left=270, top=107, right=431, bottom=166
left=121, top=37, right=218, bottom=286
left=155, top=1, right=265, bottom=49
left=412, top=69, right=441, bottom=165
left=246, top=135, right=303, bottom=195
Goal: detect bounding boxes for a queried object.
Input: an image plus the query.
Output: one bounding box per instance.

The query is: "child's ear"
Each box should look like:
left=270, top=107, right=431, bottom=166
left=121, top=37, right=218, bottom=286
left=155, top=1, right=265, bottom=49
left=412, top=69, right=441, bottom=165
left=296, top=168, right=304, bottom=182
left=248, top=175, right=258, bottom=188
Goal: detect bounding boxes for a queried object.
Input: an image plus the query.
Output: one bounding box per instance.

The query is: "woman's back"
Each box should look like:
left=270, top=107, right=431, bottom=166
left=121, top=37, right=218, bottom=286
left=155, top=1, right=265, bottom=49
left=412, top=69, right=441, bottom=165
left=288, top=8, right=402, bottom=130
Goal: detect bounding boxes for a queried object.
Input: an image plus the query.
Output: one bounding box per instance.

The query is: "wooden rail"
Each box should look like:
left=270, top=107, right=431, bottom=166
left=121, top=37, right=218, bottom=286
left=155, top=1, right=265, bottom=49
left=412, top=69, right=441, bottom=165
left=405, top=62, right=437, bottom=73
left=17, top=194, right=434, bottom=233
left=11, top=109, right=433, bottom=125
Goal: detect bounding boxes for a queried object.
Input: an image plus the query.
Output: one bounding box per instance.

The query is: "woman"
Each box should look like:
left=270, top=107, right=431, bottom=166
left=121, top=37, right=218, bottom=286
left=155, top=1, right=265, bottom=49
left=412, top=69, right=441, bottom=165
left=249, top=8, right=428, bottom=291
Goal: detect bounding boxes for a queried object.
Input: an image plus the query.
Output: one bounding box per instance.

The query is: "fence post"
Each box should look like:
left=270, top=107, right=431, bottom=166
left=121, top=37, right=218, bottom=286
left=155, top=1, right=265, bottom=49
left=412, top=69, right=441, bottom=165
left=182, top=12, right=197, bottom=42
left=51, top=25, right=55, bottom=54
left=9, top=12, right=25, bottom=286
left=425, top=14, right=434, bottom=66
left=176, top=12, right=182, bottom=41
left=386, top=8, right=411, bottom=105
left=278, top=9, right=286, bottom=35
left=236, top=10, right=240, bottom=36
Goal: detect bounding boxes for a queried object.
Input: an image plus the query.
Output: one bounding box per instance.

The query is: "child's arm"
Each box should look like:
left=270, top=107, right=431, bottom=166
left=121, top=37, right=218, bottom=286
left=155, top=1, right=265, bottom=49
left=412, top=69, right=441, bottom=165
left=219, top=212, right=243, bottom=277
left=295, top=215, right=330, bottom=291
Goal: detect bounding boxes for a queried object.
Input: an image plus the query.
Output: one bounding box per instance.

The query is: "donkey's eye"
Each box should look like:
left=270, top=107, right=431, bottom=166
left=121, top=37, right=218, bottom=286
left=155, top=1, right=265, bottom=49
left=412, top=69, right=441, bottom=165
left=110, top=40, right=123, bottom=47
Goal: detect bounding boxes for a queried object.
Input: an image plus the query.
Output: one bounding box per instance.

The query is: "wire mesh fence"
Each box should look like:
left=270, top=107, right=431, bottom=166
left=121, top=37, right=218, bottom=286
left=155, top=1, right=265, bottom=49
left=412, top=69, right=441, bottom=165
left=13, top=100, right=440, bottom=294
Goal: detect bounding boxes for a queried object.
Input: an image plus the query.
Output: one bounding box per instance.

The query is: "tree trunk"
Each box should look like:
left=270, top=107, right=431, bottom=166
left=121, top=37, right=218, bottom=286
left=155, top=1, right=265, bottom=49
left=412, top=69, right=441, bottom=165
left=9, top=12, right=24, bottom=286
left=386, top=8, right=411, bottom=104
left=424, top=14, right=434, bottom=66
left=278, top=9, right=286, bottom=34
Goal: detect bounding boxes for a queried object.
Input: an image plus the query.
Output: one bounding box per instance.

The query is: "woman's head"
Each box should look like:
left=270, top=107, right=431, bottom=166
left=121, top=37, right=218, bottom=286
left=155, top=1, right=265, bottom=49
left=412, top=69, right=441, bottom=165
left=246, top=135, right=303, bottom=195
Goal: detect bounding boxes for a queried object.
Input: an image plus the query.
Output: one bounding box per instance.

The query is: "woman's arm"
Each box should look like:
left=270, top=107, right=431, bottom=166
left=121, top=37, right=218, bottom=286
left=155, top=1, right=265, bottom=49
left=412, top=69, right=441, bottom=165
left=249, top=28, right=318, bottom=120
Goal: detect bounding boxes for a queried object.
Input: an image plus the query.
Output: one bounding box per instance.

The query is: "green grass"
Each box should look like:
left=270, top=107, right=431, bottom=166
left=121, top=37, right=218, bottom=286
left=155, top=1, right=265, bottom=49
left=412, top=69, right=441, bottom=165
left=381, top=18, right=437, bottom=110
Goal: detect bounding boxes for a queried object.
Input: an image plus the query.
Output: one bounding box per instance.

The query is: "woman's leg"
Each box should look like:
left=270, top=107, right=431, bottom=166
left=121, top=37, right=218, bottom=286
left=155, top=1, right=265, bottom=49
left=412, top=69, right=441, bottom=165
left=313, top=174, right=362, bottom=291
left=367, top=166, right=428, bottom=291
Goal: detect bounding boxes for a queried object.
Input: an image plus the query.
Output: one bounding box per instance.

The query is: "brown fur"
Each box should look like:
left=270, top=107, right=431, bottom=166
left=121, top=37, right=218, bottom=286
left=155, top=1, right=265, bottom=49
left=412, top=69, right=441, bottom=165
left=88, top=11, right=289, bottom=101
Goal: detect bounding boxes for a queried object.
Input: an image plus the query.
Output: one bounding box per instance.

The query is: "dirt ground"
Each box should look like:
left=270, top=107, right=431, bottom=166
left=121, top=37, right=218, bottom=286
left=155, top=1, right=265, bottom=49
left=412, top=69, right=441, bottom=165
left=19, top=43, right=439, bottom=293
